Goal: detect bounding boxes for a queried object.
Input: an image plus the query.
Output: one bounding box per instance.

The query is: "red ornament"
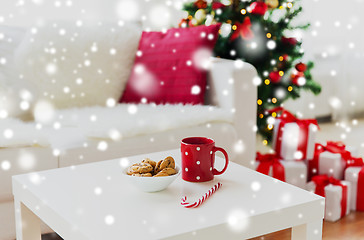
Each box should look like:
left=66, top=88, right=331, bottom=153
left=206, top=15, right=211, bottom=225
left=291, top=72, right=304, bottom=85
left=269, top=71, right=282, bottom=84
left=212, top=2, right=225, bottom=10
left=230, top=17, right=254, bottom=41
left=295, top=62, right=307, bottom=72
left=282, top=54, right=289, bottom=61
left=249, top=2, right=268, bottom=16
left=194, top=0, right=208, bottom=9
left=178, top=18, right=194, bottom=28
left=281, top=37, right=298, bottom=46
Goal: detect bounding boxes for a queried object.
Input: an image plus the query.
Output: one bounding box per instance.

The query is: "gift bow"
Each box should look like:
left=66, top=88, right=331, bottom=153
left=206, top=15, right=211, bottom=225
left=312, top=175, right=348, bottom=218
left=314, top=142, right=352, bottom=164
left=230, top=17, right=254, bottom=41
left=269, top=107, right=318, bottom=160
left=256, top=152, right=285, bottom=181
left=312, top=141, right=364, bottom=171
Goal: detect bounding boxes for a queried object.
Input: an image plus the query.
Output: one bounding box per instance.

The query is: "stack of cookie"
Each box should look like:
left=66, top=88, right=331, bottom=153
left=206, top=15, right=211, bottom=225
left=127, top=156, right=177, bottom=177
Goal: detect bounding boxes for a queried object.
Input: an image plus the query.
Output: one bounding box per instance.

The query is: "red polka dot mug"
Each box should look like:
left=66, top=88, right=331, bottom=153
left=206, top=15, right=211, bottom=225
left=181, top=137, right=229, bottom=182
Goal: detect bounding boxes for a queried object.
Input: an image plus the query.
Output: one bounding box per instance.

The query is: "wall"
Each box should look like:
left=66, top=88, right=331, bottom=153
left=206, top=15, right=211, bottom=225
left=0, top=0, right=184, bottom=29
left=284, top=0, right=364, bottom=120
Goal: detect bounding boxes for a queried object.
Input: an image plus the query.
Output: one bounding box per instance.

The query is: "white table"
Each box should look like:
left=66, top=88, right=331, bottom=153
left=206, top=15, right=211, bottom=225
left=12, top=149, right=324, bottom=240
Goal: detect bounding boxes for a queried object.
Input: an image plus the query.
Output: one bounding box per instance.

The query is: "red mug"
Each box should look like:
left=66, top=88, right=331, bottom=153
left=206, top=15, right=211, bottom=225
left=181, top=137, right=229, bottom=182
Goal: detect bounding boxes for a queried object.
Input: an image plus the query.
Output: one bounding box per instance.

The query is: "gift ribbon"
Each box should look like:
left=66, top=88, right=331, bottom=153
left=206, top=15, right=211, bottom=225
left=312, top=175, right=348, bottom=218
left=256, top=152, right=285, bottom=182
left=270, top=108, right=318, bottom=160
left=357, top=167, right=364, bottom=211
left=309, top=142, right=363, bottom=180
left=346, top=158, right=364, bottom=211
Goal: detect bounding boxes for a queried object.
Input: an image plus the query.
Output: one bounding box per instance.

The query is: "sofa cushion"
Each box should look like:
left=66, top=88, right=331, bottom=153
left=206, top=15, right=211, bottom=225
left=53, top=104, right=233, bottom=140
left=0, top=118, right=85, bottom=149
left=14, top=21, right=141, bottom=110
left=59, top=122, right=238, bottom=167
left=0, top=104, right=233, bottom=148
left=120, top=24, right=221, bottom=105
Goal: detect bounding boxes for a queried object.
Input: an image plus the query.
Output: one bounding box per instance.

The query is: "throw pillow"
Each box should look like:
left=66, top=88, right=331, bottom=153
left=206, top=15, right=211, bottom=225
left=120, top=24, right=221, bottom=105
left=14, top=21, right=142, bottom=110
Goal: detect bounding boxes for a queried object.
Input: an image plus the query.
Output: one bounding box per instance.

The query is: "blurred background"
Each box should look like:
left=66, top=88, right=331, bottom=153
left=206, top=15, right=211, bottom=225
left=1, top=0, right=363, bottom=123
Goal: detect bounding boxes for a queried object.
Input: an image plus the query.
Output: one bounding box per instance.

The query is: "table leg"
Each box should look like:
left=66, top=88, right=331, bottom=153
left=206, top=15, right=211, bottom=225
left=291, top=220, right=323, bottom=240
left=14, top=199, right=41, bottom=240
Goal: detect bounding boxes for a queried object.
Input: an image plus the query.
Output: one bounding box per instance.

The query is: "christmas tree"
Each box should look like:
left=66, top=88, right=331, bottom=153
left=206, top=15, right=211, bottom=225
left=181, top=0, right=321, bottom=143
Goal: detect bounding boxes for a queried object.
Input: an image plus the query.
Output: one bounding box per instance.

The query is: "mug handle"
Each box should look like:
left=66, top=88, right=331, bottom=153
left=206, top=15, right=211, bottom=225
left=212, top=147, right=229, bottom=175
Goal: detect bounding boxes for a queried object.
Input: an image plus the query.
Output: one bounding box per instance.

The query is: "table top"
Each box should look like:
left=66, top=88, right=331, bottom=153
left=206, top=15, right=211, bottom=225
left=13, top=149, right=324, bottom=240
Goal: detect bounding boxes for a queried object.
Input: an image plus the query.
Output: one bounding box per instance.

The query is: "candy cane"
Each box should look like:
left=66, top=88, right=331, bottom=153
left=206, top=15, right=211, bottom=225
left=181, top=182, right=222, bottom=208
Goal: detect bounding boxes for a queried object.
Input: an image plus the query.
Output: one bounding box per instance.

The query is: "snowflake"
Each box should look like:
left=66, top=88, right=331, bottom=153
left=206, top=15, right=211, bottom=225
left=106, top=98, right=116, bottom=108
left=45, top=63, right=57, bottom=75
left=29, top=173, right=42, bottom=185
left=76, top=78, right=83, bottom=85
left=108, top=129, right=121, bottom=141
left=97, top=141, right=108, bottom=151
left=84, top=59, right=91, bottom=66
left=94, top=187, right=102, bottom=195
left=251, top=181, right=261, bottom=192
left=128, top=104, right=138, bottom=114
left=3, top=129, right=13, bottom=139
left=104, top=215, right=115, bottom=225
left=53, top=149, right=60, bottom=156
left=227, top=209, right=249, bottom=232
left=0, top=110, right=8, bottom=119
left=33, top=100, right=55, bottom=123
left=109, top=48, right=117, bottom=55
left=1, top=160, right=11, bottom=171
left=117, top=0, right=139, bottom=21
left=76, top=20, right=83, bottom=27
left=191, top=85, right=201, bottom=95
left=18, top=152, right=36, bottom=170
left=149, top=5, right=170, bottom=28
left=20, top=101, right=30, bottom=110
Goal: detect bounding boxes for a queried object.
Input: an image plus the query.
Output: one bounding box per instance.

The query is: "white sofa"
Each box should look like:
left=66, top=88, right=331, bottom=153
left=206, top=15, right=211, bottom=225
left=0, top=23, right=257, bottom=239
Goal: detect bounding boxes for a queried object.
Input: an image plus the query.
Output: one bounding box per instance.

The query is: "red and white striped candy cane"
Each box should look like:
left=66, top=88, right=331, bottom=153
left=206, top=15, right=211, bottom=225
left=181, top=182, right=222, bottom=208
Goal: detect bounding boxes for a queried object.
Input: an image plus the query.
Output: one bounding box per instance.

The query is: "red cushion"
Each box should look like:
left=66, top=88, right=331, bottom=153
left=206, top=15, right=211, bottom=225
left=120, top=24, right=221, bottom=105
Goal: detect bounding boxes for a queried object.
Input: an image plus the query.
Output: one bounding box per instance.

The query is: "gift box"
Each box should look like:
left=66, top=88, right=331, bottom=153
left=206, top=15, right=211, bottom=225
left=255, top=152, right=307, bottom=189
left=271, top=109, right=318, bottom=161
left=306, top=175, right=351, bottom=222
left=345, top=166, right=364, bottom=211
left=307, top=141, right=358, bottom=180
left=346, top=146, right=358, bottom=157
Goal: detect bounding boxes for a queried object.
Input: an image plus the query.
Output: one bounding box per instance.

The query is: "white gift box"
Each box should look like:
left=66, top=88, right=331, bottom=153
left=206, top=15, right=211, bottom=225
left=345, top=167, right=363, bottom=211
left=255, top=160, right=307, bottom=189
left=272, top=120, right=317, bottom=161
left=309, top=144, right=357, bottom=180
left=317, top=151, right=346, bottom=180
left=306, top=180, right=351, bottom=222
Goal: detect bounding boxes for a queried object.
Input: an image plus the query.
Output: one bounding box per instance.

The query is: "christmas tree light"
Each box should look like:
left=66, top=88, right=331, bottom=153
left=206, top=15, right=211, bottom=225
left=182, top=0, right=321, bottom=142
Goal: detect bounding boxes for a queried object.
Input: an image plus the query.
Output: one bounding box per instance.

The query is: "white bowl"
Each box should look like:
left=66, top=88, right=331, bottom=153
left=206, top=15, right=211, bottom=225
left=122, top=165, right=181, bottom=192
